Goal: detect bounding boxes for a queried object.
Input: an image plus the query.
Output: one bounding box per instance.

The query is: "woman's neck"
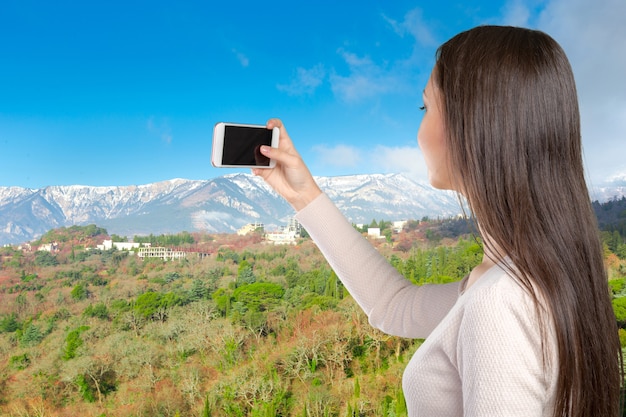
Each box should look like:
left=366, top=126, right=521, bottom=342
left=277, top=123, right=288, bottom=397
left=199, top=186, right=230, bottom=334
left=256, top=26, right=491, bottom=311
left=466, top=234, right=505, bottom=289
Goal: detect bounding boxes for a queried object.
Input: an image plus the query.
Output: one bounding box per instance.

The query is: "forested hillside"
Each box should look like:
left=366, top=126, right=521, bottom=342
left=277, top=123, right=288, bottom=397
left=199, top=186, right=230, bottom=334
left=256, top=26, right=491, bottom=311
left=1, top=208, right=625, bottom=416
left=595, top=197, right=626, bottom=260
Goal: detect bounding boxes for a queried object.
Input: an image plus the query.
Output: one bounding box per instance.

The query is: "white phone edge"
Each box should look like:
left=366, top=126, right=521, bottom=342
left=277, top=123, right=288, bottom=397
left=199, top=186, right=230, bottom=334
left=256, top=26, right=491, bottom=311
left=211, top=122, right=279, bottom=169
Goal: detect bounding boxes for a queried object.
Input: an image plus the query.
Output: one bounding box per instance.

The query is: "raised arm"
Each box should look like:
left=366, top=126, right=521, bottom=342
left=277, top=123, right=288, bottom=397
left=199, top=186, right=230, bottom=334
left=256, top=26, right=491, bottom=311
left=254, top=119, right=460, bottom=338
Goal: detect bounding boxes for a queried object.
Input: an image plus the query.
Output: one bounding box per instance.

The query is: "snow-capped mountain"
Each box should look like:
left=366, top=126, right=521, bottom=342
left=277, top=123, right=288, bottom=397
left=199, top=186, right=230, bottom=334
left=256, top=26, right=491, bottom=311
left=0, top=173, right=462, bottom=245
left=2, top=172, right=623, bottom=246
left=590, top=172, right=626, bottom=202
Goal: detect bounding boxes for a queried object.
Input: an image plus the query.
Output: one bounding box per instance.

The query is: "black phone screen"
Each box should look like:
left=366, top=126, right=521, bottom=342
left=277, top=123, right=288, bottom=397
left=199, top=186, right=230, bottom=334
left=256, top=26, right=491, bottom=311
left=222, top=126, right=272, bottom=166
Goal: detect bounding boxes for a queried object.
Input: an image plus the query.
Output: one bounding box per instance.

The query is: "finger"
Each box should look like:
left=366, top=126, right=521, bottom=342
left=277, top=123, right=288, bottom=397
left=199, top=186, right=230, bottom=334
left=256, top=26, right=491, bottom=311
left=267, top=118, right=295, bottom=151
left=266, top=118, right=282, bottom=129
left=259, top=144, right=303, bottom=169
left=251, top=167, right=268, bottom=179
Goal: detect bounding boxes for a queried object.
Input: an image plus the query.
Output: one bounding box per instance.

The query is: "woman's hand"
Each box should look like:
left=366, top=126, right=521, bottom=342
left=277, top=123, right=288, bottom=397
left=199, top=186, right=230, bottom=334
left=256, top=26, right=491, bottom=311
left=252, top=119, right=321, bottom=211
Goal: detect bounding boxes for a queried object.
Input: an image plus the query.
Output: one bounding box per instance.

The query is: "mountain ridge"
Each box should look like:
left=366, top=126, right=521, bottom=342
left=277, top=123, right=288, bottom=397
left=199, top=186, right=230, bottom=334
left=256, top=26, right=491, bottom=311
left=1, top=173, right=624, bottom=245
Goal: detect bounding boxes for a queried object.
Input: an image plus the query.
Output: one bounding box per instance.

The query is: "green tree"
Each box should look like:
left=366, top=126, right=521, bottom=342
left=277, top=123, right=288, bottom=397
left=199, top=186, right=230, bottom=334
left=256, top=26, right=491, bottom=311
left=76, top=374, right=96, bottom=402
left=34, top=251, right=59, bottom=267
left=71, top=283, right=89, bottom=301
left=323, top=271, right=344, bottom=300
left=133, top=231, right=195, bottom=246
left=134, top=291, right=163, bottom=319
left=20, top=323, right=43, bottom=346
left=9, top=353, right=30, bottom=370
left=63, top=325, right=90, bottom=360
left=202, top=394, right=212, bottom=417
left=83, top=303, right=109, bottom=320
left=75, top=365, right=117, bottom=404
left=133, top=291, right=186, bottom=321
left=20, top=271, right=37, bottom=282
left=217, top=247, right=241, bottom=263
left=232, top=282, right=284, bottom=312
left=164, top=272, right=181, bottom=283
left=110, top=234, right=127, bottom=242
left=237, top=260, right=256, bottom=284
left=190, top=279, right=208, bottom=301
left=353, top=377, right=361, bottom=398
left=212, top=288, right=233, bottom=316
left=0, top=313, right=20, bottom=333
left=15, top=293, right=28, bottom=313
left=612, top=297, right=626, bottom=328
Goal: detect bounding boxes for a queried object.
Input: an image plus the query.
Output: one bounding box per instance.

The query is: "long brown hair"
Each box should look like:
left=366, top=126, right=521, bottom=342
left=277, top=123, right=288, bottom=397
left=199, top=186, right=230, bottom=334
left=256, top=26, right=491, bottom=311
left=434, top=26, right=621, bottom=416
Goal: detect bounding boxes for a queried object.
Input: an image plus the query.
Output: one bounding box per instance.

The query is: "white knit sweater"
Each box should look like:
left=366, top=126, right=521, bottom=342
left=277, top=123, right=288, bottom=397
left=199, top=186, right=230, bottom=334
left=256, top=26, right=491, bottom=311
left=295, top=193, right=557, bottom=416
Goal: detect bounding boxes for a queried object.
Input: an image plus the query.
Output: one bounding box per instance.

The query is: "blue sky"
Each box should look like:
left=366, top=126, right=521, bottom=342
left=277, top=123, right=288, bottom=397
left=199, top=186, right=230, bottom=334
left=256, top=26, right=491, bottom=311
left=1, top=0, right=624, bottom=189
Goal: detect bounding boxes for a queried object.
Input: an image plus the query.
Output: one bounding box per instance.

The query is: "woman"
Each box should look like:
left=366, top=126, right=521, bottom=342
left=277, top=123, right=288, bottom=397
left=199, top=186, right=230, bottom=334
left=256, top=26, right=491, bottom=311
left=253, top=25, right=622, bottom=416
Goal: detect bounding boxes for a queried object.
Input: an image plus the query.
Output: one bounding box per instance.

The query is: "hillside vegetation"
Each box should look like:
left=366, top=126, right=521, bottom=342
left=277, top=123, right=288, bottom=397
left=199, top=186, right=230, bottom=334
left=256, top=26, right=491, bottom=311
left=1, top=208, right=625, bottom=416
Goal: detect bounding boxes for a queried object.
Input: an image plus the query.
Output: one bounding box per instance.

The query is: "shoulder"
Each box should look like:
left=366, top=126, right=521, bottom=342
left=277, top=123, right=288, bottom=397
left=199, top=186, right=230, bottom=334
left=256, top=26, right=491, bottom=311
left=459, top=265, right=543, bottom=339
left=464, top=262, right=537, bottom=308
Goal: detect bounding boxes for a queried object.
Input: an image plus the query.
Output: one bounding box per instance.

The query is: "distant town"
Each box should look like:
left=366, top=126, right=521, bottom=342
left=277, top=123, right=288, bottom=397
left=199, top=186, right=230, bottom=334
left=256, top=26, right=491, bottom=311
left=11, top=217, right=412, bottom=261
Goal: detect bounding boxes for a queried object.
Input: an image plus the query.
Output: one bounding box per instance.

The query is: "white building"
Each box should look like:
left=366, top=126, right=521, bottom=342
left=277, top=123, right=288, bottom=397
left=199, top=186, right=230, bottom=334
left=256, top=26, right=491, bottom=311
left=265, top=230, right=299, bottom=245
left=237, top=222, right=264, bottom=236
left=97, top=239, right=148, bottom=251
left=38, top=242, right=59, bottom=252
left=393, top=220, right=408, bottom=233
left=264, top=218, right=302, bottom=245
left=137, top=247, right=187, bottom=260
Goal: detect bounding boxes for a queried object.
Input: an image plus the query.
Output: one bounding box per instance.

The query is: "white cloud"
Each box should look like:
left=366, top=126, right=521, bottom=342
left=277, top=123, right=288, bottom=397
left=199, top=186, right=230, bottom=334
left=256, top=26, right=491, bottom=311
left=533, top=0, right=626, bottom=182
left=277, top=64, right=326, bottom=96
left=328, top=8, right=438, bottom=104
left=371, top=145, right=427, bottom=179
left=383, top=8, right=438, bottom=48
left=277, top=8, right=436, bottom=105
left=329, top=49, right=402, bottom=102
left=232, top=48, right=249, bottom=67
left=310, top=143, right=429, bottom=180
left=500, top=0, right=534, bottom=26
left=312, top=144, right=362, bottom=168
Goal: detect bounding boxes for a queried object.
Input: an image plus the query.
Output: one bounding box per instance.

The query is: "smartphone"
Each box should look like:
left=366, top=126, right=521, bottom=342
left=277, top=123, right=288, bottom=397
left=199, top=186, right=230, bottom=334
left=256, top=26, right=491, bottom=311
left=211, top=122, right=279, bottom=168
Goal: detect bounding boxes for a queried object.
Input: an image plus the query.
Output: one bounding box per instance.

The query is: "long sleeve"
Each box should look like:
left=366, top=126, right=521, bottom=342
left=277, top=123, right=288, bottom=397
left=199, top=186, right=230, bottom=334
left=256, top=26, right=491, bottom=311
left=297, top=194, right=557, bottom=416
left=295, top=193, right=460, bottom=339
